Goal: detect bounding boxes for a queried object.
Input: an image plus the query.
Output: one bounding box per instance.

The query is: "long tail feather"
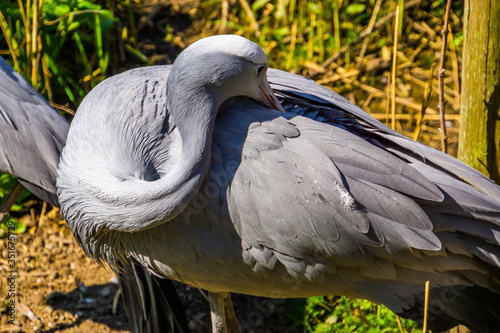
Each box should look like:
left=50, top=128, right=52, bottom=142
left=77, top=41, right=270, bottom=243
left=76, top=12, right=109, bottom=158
left=119, top=262, right=190, bottom=333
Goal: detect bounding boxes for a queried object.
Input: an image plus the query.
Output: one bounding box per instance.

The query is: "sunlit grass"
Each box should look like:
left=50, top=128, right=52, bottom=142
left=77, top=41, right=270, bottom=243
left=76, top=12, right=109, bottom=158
left=0, top=0, right=116, bottom=105
left=285, top=296, right=422, bottom=333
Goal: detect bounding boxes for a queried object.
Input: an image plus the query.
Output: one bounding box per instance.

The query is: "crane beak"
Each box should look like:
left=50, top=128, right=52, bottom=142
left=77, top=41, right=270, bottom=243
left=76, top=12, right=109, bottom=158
left=258, top=82, right=284, bottom=112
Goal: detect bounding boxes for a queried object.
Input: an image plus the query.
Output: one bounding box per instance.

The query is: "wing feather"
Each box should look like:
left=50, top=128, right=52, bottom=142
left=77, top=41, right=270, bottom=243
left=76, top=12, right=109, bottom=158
left=0, top=57, right=69, bottom=205
left=213, top=69, right=500, bottom=303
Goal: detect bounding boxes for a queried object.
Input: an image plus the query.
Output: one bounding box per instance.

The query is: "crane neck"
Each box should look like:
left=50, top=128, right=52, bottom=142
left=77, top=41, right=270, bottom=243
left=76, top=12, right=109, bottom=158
left=111, top=89, right=218, bottom=232
left=58, top=84, right=221, bottom=236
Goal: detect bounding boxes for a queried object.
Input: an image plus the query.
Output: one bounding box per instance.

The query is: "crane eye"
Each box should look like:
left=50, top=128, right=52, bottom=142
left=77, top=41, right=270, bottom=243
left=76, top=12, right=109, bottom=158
left=256, top=65, right=265, bottom=75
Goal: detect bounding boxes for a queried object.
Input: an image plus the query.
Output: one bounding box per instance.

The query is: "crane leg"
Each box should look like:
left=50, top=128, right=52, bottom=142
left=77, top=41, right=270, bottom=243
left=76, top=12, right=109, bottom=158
left=223, top=294, right=241, bottom=333
left=209, top=292, right=241, bottom=333
left=209, top=292, right=227, bottom=333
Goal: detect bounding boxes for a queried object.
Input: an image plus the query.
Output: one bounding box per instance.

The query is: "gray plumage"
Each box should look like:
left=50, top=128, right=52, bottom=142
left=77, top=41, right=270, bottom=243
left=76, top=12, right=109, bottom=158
left=0, top=56, right=189, bottom=333
left=57, top=35, right=500, bottom=332
left=0, top=57, right=68, bottom=206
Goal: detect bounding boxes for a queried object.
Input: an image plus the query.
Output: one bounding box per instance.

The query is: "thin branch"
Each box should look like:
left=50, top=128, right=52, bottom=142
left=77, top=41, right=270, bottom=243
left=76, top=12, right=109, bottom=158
left=448, top=27, right=461, bottom=108
left=423, top=281, right=430, bottom=333
left=438, top=0, right=452, bottom=153
left=0, top=182, right=25, bottom=224
left=356, top=0, right=383, bottom=69
left=0, top=11, right=21, bottom=72
left=391, top=5, right=400, bottom=130
left=220, top=0, right=228, bottom=34
left=43, top=9, right=106, bottom=25
left=370, top=113, right=460, bottom=122
left=39, top=201, right=47, bottom=227
left=413, top=63, right=436, bottom=141
left=385, top=73, right=391, bottom=126
left=238, top=0, right=261, bottom=36
left=49, top=102, right=76, bottom=115
left=395, top=315, right=405, bottom=333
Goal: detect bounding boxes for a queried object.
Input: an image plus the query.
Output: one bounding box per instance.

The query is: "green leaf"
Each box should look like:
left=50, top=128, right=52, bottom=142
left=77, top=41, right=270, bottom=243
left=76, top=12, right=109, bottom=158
left=273, top=27, right=289, bottom=40
left=252, top=0, right=270, bottom=12
left=1, top=217, right=26, bottom=234
left=99, top=10, right=116, bottom=30
left=125, top=44, right=150, bottom=64
left=67, top=20, right=82, bottom=32
left=345, top=4, right=367, bottom=15
left=12, top=219, right=26, bottom=233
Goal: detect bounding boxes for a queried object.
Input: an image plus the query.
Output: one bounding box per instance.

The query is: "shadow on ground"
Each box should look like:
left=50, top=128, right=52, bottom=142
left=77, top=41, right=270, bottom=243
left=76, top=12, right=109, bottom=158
left=41, top=282, right=127, bottom=333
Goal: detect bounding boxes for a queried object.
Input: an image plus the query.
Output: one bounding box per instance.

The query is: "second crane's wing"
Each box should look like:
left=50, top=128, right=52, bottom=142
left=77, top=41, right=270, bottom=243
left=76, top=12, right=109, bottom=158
left=0, top=57, right=69, bottom=206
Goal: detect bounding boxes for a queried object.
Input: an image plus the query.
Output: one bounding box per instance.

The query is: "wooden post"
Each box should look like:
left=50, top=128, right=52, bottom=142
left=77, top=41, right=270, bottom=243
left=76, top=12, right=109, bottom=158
left=458, top=0, right=500, bottom=183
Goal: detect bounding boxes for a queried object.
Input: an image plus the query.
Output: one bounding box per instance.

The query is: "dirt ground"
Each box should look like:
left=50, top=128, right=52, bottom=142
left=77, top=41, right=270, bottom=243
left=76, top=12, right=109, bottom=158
left=0, top=204, right=303, bottom=333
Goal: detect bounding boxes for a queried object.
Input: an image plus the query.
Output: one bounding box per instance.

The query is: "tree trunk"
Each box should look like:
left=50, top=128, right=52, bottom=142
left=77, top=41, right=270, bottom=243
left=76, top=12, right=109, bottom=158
left=458, top=0, right=500, bottom=183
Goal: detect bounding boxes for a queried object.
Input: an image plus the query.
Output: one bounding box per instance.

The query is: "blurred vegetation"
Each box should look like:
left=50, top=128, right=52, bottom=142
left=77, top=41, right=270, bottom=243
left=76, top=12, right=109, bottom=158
left=0, top=175, right=29, bottom=237
left=0, top=0, right=121, bottom=106
left=285, top=296, right=421, bottom=332
left=1, top=0, right=465, bottom=331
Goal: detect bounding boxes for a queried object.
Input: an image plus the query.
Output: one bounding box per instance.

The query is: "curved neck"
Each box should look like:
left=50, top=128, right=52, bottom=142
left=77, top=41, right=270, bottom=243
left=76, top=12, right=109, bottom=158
left=59, top=85, right=220, bottom=234
left=115, top=90, right=218, bottom=231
